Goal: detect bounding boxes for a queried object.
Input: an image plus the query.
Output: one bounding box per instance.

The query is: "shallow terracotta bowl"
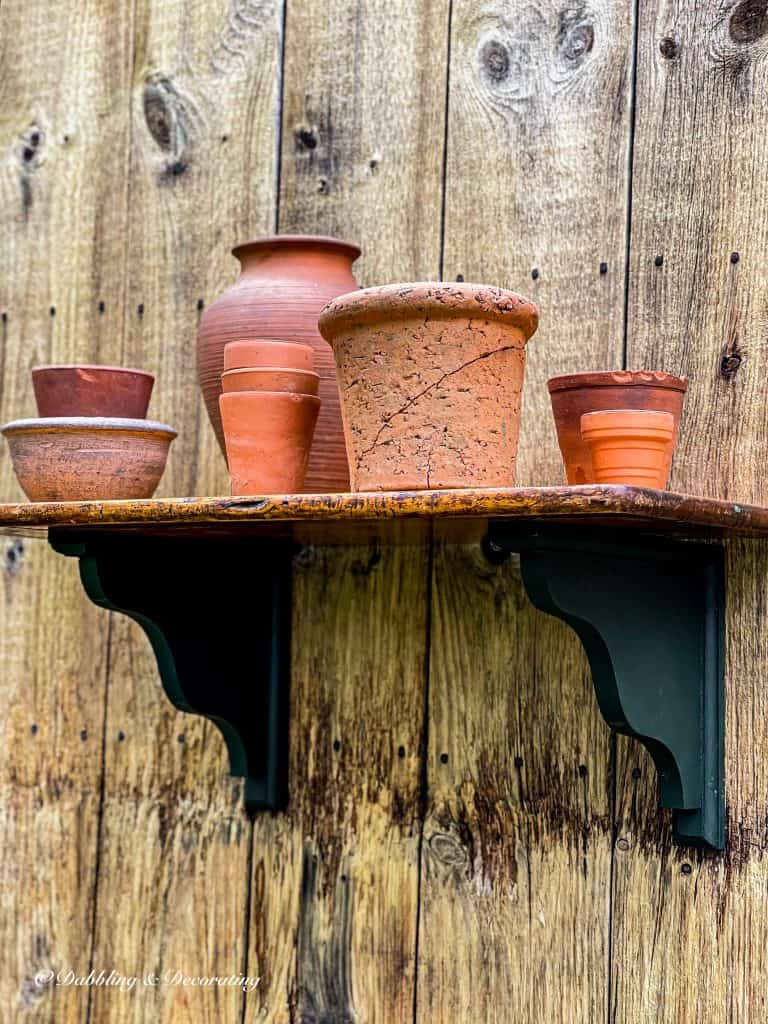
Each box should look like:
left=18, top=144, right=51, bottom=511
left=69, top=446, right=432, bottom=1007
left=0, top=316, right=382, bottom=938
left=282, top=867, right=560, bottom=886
left=32, top=365, right=155, bottom=418
left=1, top=417, right=177, bottom=501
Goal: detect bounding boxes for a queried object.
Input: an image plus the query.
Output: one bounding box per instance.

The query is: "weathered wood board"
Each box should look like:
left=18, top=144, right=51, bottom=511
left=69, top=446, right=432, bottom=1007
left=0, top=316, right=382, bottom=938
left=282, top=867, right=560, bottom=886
left=2, top=0, right=768, bottom=1021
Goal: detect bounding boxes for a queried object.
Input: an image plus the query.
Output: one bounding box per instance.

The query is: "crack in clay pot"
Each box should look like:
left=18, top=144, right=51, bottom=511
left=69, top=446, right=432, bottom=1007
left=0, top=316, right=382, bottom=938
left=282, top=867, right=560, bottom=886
left=357, top=343, right=520, bottom=461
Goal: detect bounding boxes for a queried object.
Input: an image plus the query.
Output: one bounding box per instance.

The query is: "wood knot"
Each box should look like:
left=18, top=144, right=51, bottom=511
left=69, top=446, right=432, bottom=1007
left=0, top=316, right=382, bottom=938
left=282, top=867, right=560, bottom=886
left=428, top=832, right=470, bottom=868
left=142, top=74, right=193, bottom=182
left=480, top=38, right=510, bottom=82
left=558, top=11, right=595, bottom=65
left=295, top=126, right=318, bottom=150
left=659, top=36, right=679, bottom=59
left=4, top=539, right=24, bottom=577
left=720, top=340, right=743, bottom=380
left=730, top=0, right=768, bottom=43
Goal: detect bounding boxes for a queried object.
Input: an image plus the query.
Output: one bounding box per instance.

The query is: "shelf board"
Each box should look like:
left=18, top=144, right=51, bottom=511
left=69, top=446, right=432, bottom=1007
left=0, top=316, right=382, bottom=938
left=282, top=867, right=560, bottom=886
left=0, top=485, right=765, bottom=543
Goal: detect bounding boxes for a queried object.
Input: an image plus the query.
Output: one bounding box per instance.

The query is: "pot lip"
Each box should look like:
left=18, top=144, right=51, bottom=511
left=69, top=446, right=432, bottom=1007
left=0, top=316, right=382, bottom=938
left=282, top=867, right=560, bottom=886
left=548, top=370, right=688, bottom=393
left=318, top=282, right=539, bottom=340
left=31, top=364, right=155, bottom=379
left=222, top=367, right=320, bottom=379
left=232, top=234, right=361, bottom=262
left=1, top=417, right=177, bottom=438
left=219, top=391, right=321, bottom=405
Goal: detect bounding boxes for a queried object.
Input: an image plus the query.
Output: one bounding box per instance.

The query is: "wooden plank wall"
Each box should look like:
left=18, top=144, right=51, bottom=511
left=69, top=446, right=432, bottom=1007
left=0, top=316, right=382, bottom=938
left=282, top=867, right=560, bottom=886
left=1, top=1, right=768, bottom=1021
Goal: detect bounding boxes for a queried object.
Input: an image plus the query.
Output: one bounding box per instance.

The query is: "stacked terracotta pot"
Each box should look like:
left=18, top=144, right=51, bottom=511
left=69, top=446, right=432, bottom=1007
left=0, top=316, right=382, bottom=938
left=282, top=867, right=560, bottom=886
left=1, top=365, right=176, bottom=501
left=219, top=340, right=321, bottom=494
left=548, top=371, right=688, bottom=489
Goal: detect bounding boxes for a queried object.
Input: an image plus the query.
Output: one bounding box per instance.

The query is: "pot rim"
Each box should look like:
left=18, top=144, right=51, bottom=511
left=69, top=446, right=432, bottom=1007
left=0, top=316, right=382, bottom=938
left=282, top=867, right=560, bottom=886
left=548, top=370, right=688, bottom=393
left=221, top=367, right=320, bottom=379
left=581, top=409, right=675, bottom=434
left=1, top=417, right=177, bottom=438
left=232, top=234, right=361, bottom=262
left=219, top=391, right=321, bottom=405
left=31, top=364, right=155, bottom=379
left=318, top=282, right=539, bottom=340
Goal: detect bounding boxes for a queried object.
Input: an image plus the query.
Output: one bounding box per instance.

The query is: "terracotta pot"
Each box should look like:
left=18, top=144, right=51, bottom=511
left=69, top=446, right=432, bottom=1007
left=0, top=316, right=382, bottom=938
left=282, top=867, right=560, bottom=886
left=318, top=282, right=539, bottom=491
left=221, top=367, right=319, bottom=396
left=198, top=235, right=360, bottom=491
left=223, top=339, right=315, bottom=372
left=1, top=417, right=176, bottom=501
left=580, top=409, right=675, bottom=488
left=548, top=370, right=688, bottom=484
left=32, top=364, right=155, bottom=418
left=219, top=391, right=320, bottom=495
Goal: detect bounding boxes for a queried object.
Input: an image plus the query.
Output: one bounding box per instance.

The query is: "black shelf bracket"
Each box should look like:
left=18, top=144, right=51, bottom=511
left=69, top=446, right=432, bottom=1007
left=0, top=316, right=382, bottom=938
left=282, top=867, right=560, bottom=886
left=484, top=524, right=725, bottom=850
left=49, top=531, right=292, bottom=814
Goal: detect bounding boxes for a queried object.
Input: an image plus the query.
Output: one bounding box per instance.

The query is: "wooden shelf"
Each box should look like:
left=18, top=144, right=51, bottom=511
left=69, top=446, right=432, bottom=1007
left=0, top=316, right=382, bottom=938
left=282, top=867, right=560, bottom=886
left=3, top=484, right=747, bottom=850
left=0, top=484, right=766, bottom=541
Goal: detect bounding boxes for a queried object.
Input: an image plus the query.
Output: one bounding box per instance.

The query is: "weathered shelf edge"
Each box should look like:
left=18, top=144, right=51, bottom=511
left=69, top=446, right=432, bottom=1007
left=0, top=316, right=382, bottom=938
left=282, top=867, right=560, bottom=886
left=0, top=485, right=766, bottom=540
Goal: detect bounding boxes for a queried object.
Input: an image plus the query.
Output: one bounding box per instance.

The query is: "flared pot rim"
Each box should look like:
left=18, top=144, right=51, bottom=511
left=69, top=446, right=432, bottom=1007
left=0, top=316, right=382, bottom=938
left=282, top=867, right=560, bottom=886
left=318, top=282, right=539, bottom=341
left=548, top=370, right=688, bottom=393
left=232, top=234, right=361, bottom=262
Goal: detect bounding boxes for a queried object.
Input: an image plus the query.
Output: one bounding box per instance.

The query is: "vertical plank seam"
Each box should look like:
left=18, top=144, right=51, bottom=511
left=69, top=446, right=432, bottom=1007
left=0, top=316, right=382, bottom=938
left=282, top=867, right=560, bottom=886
left=239, top=825, right=257, bottom=1024
left=411, top=521, right=436, bottom=1024
left=620, top=0, right=642, bottom=371
left=437, top=0, right=454, bottom=283
left=611, top=2, right=641, bottom=1020
left=273, top=0, right=289, bottom=233
left=84, top=611, right=115, bottom=1024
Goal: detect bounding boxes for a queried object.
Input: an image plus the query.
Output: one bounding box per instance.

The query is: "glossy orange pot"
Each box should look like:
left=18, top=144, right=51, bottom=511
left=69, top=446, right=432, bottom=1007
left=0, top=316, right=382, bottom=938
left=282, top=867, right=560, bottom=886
left=223, top=339, right=315, bottom=372
left=221, top=367, right=319, bottom=396
left=198, top=236, right=360, bottom=491
left=580, top=409, right=675, bottom=488
left=319, top=282, right=538, bottom=491
left=219, top=391, right=320, bottom=495
left=548, top=370, right=687, bottom=484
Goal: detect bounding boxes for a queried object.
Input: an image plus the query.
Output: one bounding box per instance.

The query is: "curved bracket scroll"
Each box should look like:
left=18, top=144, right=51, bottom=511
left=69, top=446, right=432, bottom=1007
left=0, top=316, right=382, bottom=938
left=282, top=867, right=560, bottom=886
left=486, top=525, right=724, bottom=849
left=50, top=530, right=293, bottom=813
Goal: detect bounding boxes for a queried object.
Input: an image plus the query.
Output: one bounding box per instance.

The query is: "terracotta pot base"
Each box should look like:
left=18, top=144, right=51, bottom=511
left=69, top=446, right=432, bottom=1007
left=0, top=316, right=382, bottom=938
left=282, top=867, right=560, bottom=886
left=219, top=391, right=320, bottom=495
left=580, top=409, right=675, bottom=489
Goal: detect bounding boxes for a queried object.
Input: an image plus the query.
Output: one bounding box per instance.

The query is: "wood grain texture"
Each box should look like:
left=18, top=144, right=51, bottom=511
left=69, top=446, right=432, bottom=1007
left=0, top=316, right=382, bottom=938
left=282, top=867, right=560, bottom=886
left=248, top=542, right=429, bottom=1021
left=424, top=1, right=635, bottom=1016
left=2, top=485, right=768, bottom=536
left=0, top=539, right=109, bottom=1022
left=244, top=3, right=449, bottom=1016
left=443, top=0, right=635, bottom=487
left=123, top=0, right=282, bottom=500
left=0, top=2, right=134, bottom=1019
left=421, top=542, right=611, bottom=1022
left=82, top=2, right=284, bottom=1020
left=279, top=0, right=449, bottom=285
left=616, top=1, right=768, bottom=1020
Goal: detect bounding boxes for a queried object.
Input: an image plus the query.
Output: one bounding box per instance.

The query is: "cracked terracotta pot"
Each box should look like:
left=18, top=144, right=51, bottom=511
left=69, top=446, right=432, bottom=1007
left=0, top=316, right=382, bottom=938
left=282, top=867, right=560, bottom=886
left=548, top=370, right=688, bottom=484
left=219, top=392, right=320, bottom=495
left=318, top=282, right=539, bottom=491
left=198, top=235, right=360, bottom=491
left=580, top=409, right=675, bottom=488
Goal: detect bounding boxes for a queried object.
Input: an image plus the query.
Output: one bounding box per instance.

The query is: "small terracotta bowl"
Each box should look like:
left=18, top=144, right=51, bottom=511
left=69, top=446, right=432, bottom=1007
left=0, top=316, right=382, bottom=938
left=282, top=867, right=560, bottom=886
left=1, top=417, right=177, bottom=501
left=580, top=409, right=675, bottom=489
left=219, top=391, right=320, bottom=495
left=32, top=365, right=155, bottom=418
left=221, top=366, right=320, bottom=396
left=223, top=340, right=315, bottom=372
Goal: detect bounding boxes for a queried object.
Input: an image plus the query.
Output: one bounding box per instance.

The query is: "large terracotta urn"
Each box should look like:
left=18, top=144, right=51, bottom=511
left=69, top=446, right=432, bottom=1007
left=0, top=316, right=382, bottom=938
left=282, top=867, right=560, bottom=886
left=198, top=234, right=360, bottom=492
